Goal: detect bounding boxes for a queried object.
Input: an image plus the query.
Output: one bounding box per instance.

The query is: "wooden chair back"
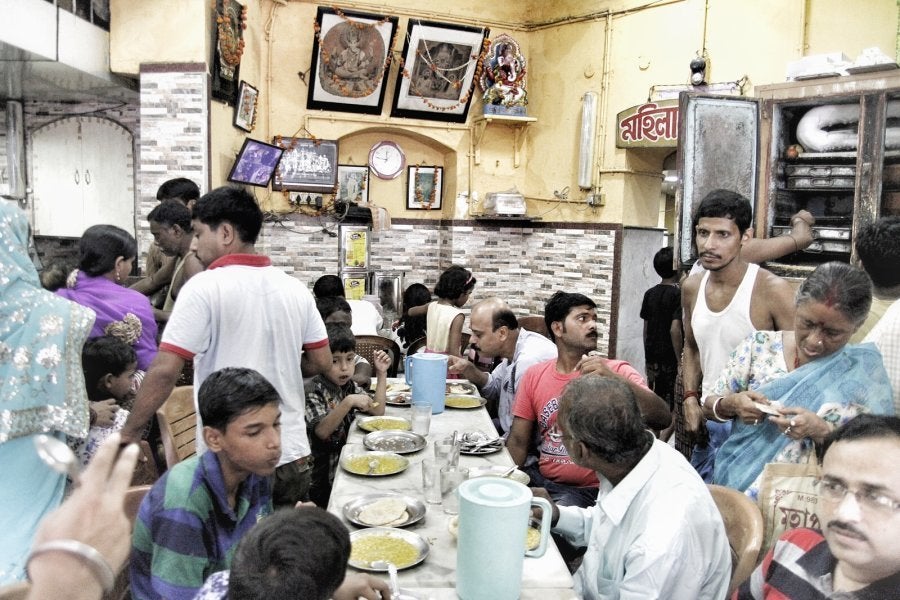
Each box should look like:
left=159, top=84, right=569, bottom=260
left=156, top=385, right=196, bottom=470
left=517, top=315, right=549, bottom=338
left=130, top=440, right=160, bottom=486
left=355, top=335, right=402, bottom=377
left=406, top=336, right=427, bottom=356
left=103, top=485, right=152, bottom=600
left=708, top=484, right=765, bottom=594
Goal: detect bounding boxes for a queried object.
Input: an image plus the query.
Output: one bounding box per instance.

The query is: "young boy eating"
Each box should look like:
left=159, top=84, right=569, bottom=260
left=304, top=323, right=390, bottom=507
left=131, top=367, right=281, bottom=600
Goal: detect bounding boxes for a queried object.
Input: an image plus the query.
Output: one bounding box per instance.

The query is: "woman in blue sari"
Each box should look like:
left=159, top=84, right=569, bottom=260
left=705, top=262, right=894, bottom=499
left=0, top=202, right=95, bottom=583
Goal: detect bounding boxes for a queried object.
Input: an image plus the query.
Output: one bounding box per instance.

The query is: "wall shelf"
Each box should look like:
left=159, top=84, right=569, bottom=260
left=472, top=114, right=537, bottom=168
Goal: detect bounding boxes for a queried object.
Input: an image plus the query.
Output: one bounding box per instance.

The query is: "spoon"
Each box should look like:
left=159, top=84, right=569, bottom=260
left=500, top=465, right=518, bottom=479
left=387, top=561, right=400, bottom=597
left=366, top=459, right=379, bottom=475
left=34, top=434, right=81, bottom=485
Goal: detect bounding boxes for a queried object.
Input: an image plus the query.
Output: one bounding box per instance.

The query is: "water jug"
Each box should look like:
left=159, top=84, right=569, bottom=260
left=456, top=477, right=552, bottom=600
left=404, top=353, right=447, bottom=414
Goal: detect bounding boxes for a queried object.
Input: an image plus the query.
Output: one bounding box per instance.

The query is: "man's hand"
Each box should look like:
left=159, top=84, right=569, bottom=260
left=529, top=487, right=560, bottom=526
left=576, top=354, right=614, bottom=377
left=447, top=355, right=475, bottom=374
left=91, top=399, right=120, bottom=428
left=682, top=398, right=704, bottom=446
left=332, top=573, right=391, bottom=600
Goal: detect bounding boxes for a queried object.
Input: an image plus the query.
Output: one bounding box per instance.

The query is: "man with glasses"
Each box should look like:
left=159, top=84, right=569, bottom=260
left=737, top=414, right=900, bottom=598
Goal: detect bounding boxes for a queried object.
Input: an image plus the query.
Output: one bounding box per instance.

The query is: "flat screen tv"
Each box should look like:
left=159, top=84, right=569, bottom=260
left=227, top=138, right=285, bottom=187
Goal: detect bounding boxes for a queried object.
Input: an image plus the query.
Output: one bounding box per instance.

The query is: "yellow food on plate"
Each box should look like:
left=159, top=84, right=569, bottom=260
left=445, top=396, right=482, bottom=409
left=351, top=535, right=419, bottom=568
left=360, top=417, right=411, bottom=431
left=344, top=455, right=407, bottom=475
left=526, top=526, right=541, bottom=550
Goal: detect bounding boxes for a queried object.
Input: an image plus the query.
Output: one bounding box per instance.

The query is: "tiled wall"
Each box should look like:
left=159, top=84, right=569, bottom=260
left=256, top=216, right=620, bottom=355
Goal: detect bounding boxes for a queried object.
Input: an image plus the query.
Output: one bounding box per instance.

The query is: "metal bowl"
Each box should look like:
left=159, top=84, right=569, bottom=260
left=343, top=493, right=427, bottom=528
left=348, top=527, right=430, bottom=571
left=364, top=430, right=427, bottom=454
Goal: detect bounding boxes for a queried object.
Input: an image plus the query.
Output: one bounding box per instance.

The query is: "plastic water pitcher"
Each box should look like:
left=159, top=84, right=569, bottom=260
left=456, top=478, right=552, bottom=600
left=404, top=353, right=447, bottom=414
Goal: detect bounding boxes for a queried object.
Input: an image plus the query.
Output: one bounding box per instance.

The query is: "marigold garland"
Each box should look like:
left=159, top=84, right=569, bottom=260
left=413, top=165, right=439, bottom=209
left=214, top=1, right=247, bottom=67
left=398, top=35, right=490, bottom=112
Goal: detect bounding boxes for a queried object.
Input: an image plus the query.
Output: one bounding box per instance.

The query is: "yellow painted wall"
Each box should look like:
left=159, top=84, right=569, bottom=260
left=110, top=0, right=899, bottom=226
left=109, top=0, right=207, bottom=73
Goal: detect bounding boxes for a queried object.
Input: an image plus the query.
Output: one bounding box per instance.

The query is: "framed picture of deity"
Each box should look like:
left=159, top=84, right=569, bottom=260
left=271, top=137, right=339, bottom=193
left=307, top=7, right=398, bottom=115
left=211, top=0, right=245, bottom=105
left=406, top=165, right=443, bottom=210
left=390, top=20, right=489, bottom=123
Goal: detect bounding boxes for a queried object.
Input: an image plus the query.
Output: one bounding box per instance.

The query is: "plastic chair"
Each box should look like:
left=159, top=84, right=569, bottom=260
left=355, top=335, right=402, bottom=377
left=156, top=386, right=196, bottom=470
left=517, top=315, right=549, bottom=338
left=708, top=484, right=765, bottom=594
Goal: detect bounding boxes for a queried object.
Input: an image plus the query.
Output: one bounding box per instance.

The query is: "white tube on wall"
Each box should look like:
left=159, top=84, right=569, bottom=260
left=578, top=91, right=599, bottom=190
left=5, top=101, right=26, bottom=200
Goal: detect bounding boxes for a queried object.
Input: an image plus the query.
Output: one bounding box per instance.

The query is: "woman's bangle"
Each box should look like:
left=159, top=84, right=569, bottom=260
left=27, top=540, right=115, bottom=593
left=711, top=396, right=728, bottom=423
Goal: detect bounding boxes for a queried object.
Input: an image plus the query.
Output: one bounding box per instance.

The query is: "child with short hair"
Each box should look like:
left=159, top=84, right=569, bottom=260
left=640, top=247, right=683, bottom=411
left=304, top=323, right=389, bottom=507
left=312, top=296, right=372, bottom=387
left=72, top=336, right=137, bottom=466
left=131, top=367, right=282, bottom=600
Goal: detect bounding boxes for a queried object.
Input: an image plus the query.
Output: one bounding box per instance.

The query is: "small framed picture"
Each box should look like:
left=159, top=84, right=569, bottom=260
left=272, top=137, right=339, bottom=193
left=227, top=138, right=284, bottom=187
left=336, top=165, right=369, bottom=205
left=391, top=20, right=489, bottom=123
left=234, top=81, right=258, bottom=132
left=406, top=166, right=443, bottom=210
left=340, top=225, right=370, bottom=270
left=307, top=7, right=398, bottom=115
left=342, top=274, right=369, bottom=300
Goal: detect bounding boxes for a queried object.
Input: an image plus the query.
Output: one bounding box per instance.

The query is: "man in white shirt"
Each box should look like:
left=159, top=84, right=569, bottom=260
left=312, top=274, right=383, bottom=336
left=447, top=297, right=557, bottom=434
left=536, top=375, right=730, bottom=600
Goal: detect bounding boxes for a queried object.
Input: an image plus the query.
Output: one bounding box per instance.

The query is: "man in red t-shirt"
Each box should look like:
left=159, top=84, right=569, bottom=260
left=507, top=291, right=671, bottom=507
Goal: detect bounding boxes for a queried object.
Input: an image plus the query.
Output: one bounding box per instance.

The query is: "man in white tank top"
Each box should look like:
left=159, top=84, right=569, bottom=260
left=681, top=190, right=796, bottom=481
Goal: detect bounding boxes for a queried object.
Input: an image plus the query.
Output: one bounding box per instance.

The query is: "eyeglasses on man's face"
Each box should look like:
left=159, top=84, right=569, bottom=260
left=817, top=476, right=900, bottom=514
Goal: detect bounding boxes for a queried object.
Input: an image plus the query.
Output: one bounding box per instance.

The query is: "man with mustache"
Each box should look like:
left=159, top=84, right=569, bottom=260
left=506, top=291, right=670, bottom=508
left=681, top=190, right=795, bottom=481
left=736, top=414, right=900, bottom=598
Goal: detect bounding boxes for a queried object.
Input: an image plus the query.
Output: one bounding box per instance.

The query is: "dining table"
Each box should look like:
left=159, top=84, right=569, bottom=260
left=326, top=379, right=577, bottom=599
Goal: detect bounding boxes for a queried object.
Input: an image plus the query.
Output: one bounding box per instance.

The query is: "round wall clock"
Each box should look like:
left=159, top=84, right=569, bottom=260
left=368, top=141, right=406, bottom=180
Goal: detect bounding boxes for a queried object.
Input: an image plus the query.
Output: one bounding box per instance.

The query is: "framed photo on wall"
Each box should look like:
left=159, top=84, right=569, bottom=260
left=307, top=7, right=398, bottom=115
left=336, top=165, right=369, bottom=204
left=233, top=81, right=258, bottom=132
left=339, top=225, right=370, bottom=270
left=342, top=274, right=369, bottom=300
left=390, top=20, right=489, bottom=123
left=406, top=165, right=443, bottom=210
left=272, top=137, right=339, bottom=193
left=227, top=138, right=284, bottom=187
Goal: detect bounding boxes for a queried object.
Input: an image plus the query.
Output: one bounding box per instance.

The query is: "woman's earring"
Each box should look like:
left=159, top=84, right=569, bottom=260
left=115, top=269, right=121, bottom=283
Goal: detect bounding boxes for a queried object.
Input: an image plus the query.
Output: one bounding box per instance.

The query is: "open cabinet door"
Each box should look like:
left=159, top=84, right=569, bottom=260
left=675, top=93, right=761, bottom=269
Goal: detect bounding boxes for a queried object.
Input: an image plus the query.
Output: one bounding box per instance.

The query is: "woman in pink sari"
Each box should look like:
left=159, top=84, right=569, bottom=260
left=57, top=225, right=158, bottom=372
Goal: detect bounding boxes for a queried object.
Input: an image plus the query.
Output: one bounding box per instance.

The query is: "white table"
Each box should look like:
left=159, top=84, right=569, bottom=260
left=327, top=386, right=575, bottom=597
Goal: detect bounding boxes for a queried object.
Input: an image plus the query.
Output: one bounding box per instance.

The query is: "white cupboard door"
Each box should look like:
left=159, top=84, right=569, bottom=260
left=32, top=118, right=84, bottom=237
left=80, top=117, right=134, bottom=233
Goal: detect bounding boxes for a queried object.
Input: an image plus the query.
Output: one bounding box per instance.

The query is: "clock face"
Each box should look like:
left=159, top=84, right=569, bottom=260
left=369, top=141, right=405, bottom=180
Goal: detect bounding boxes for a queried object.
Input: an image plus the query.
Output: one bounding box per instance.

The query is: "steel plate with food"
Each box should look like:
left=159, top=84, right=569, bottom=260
left=446, top=381, right=477, bottom=395
left=363, top=430, right=426, bottom=454
left=357, top=415, right=412, bottom=432
left=349, top=527, right=429, bottom=571
left=343, top=493, right=427, bottom=528
left=444, top=395, right=486, bottom=409
left=467, top=464, right=530, bottom=485
left=341, top=451, right=409, bottom=476
left=386, top=382, right=411, bottom=393
left=386, top=391, right=411, bottom=406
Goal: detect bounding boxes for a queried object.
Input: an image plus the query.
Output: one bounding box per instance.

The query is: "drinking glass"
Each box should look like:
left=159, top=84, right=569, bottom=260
left=411, top=401, right=432, bottom=436
left=440, top=465, right=469, bottom=514
left=422, top=458, right=442, bottom=504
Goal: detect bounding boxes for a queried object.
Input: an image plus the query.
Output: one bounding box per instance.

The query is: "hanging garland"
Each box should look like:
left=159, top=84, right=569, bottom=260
left=312, top=7, right=397, bottom=99
left=413, top=165, right=439, bottom=209
left=215, top=1, right=248, bottom=67
left=398, top=34, right=490, bottom=112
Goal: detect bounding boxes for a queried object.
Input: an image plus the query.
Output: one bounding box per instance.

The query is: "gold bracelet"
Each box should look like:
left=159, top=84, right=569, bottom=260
left=27, top=539, right=115, bottom=593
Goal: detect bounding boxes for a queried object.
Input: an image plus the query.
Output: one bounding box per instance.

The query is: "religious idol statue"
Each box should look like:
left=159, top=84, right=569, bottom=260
left=479, top=34, right=528, bottom=115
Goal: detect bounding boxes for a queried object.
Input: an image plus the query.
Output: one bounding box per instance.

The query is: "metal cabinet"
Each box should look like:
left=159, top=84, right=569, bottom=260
left=676, top=70, right=900, bottom=276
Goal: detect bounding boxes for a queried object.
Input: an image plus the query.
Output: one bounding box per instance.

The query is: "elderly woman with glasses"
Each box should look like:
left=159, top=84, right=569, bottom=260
left=702, top=262, right=894, bottom=499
